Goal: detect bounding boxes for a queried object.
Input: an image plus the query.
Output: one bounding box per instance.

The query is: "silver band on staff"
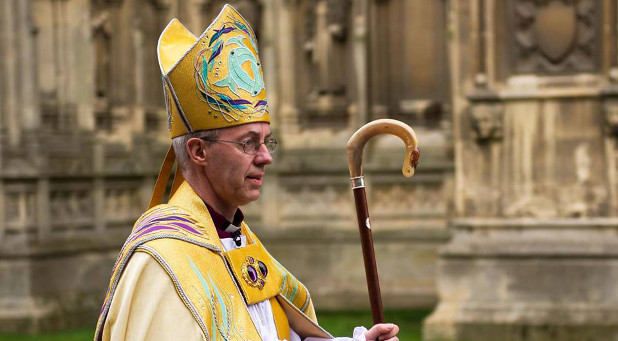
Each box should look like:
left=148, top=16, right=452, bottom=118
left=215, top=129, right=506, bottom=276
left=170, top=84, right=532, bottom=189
left=351, top=176, right=365, bottom=189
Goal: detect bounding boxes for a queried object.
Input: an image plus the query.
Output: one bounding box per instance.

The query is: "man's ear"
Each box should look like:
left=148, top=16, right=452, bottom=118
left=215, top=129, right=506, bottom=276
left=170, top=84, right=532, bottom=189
left=186, top=138, right=208, bottom=166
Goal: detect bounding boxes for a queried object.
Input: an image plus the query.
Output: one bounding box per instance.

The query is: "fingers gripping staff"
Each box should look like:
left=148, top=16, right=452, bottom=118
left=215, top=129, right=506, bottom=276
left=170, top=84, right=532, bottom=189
left=346, top=119, right=420, bottom=324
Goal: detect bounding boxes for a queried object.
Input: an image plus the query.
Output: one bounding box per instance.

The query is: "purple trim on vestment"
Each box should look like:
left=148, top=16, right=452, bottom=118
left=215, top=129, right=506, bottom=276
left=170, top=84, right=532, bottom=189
left=170, top=222, right=202, bottom=235
left=135, top=215, right=194, bottom=233
left=136, top=226, right=176, bottom=237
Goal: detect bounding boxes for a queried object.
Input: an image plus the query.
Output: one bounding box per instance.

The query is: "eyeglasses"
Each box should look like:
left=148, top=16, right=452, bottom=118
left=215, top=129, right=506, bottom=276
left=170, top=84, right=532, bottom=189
left=201, top=137, right=278, bottom=155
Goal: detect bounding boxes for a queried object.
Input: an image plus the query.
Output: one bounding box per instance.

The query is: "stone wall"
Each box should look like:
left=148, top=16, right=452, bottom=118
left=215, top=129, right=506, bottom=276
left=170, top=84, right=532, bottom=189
left=0, top=0, right=452, bottom=332
left=424, top=1, right=618, bottom=340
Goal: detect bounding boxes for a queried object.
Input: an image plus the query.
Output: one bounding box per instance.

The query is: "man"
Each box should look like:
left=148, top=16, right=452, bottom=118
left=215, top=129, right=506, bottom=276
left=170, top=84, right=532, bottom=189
left=95, top=5, right=399, bottom=341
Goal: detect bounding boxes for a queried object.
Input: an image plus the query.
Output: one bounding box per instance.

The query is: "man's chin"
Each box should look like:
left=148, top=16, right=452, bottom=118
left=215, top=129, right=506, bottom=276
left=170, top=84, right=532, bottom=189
left=238, top=191, right=262, bottom=206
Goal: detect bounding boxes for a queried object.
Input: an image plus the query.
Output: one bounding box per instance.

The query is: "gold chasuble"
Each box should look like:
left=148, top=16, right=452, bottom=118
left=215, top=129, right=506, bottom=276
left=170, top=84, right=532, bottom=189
left=95, top=182, right=332, bottom=340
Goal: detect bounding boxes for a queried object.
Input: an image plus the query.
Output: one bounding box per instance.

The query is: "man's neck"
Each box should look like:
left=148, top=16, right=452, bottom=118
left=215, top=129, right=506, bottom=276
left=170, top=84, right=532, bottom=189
left=185, top=173, right=237, bottom=221
left=203, top=200, right=236, bottom=221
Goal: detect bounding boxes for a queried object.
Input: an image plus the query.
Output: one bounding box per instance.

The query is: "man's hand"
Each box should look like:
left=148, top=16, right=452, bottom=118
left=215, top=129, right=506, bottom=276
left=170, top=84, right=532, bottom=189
left=364, top=323, right=399, bottom=341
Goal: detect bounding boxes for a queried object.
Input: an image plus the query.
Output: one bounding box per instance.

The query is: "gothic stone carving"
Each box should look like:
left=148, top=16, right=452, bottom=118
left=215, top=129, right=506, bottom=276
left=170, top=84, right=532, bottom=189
left=91, top=9, right=112, bottom=104
left=304, top=0, right=351, bottom=43
left=302, top=0, right=351, bottom=116
left=469, top=103, right=503, bottom=143
left=604, top=100, right=618, bottom=137
left=50, top=186, right=94, bottom=230
left=512, top=0, right=598, bottom=74
left=104, top=184, right=143, bottom=225
left=5, top=188, right=37, bottom=233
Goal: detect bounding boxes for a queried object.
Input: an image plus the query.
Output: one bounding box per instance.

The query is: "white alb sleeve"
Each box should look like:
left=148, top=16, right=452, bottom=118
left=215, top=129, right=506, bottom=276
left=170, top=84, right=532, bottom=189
left=302, top=326, right=368, bottom=341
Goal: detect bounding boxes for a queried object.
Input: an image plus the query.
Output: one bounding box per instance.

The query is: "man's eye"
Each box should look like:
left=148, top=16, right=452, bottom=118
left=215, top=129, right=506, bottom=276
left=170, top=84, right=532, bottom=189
left=244, top=139, right=260, bottom=148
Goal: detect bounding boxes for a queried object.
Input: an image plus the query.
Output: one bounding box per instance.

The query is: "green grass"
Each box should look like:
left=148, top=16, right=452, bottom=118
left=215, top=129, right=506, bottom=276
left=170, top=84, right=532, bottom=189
left=0, top=327, right=93, bottom=341
left=0, top=310, right=430, bottom=341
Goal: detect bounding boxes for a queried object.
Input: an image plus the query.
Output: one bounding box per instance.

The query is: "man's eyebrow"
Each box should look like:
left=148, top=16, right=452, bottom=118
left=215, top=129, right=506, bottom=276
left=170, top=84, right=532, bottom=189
left=237, top=131, right=260, bottom=139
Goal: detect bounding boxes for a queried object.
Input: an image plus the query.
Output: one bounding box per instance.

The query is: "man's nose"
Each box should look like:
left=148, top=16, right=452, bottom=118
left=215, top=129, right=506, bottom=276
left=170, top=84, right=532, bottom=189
left=254, top=143, right=273, bottom=165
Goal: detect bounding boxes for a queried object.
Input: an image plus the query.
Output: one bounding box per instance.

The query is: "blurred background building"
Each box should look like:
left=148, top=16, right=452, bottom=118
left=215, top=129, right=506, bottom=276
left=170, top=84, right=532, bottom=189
left=1, top=0, right=617, bottom=340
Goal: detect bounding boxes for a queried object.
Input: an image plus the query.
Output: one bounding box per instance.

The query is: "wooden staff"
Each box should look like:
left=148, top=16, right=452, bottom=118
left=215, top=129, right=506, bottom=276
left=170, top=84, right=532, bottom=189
left=346, top=119, right=419, bottom=324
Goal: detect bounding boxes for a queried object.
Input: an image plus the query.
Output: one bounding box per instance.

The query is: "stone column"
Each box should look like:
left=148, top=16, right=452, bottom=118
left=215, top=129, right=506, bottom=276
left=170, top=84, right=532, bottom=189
left=132, top=11, right=145, bottom=136
left=1, top=0, right=40, bottom=146
left=276, top=0, right=300, bottom=137
left=261, top=0, right=279, bottom=130
left=17, top=0, right=40, bottom=132
left=349, top=0, right=368, bottom=129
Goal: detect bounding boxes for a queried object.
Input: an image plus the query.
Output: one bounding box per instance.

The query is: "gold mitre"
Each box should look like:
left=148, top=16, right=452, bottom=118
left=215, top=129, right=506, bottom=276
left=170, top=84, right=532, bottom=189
left=148, top=5, right=270, bottom=209
left=158, top=4, right=270, bottom=138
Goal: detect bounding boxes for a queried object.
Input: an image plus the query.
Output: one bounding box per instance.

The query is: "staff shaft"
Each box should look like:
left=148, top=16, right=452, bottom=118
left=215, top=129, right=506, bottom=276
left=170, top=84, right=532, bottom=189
left=353, top=186, right=384, bottom=324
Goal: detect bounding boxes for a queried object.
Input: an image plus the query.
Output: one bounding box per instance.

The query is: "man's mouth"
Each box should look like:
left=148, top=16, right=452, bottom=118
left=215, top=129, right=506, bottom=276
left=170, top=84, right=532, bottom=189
left=247, top=174, right=263, bottom=182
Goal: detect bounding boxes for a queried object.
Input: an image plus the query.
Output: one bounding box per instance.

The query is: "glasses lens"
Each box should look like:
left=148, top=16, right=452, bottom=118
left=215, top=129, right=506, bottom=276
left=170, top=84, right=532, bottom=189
left=243, top=140, right=259, bottom=155
left=241, top=138, right=277, bottom=154
left=266, top=139, right=277, bottom=153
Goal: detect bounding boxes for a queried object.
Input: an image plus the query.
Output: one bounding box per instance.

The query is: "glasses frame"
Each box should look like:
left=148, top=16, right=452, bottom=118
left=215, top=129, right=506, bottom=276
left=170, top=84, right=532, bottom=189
left=200, top=137, right=278, bottom=155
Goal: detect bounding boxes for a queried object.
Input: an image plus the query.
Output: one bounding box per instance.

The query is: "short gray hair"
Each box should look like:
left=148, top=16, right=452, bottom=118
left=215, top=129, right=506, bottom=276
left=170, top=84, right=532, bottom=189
left=172, top=129, right=221, bottom=172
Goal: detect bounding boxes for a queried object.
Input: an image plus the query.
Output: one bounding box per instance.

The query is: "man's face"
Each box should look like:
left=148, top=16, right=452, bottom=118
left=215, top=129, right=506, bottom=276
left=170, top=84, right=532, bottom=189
left=202, top=122, right=273, bottom=210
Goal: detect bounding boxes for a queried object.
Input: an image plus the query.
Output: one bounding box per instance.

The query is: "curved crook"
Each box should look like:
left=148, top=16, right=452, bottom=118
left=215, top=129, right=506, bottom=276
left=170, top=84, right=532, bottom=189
left=346, top=119, right=420, bottom=179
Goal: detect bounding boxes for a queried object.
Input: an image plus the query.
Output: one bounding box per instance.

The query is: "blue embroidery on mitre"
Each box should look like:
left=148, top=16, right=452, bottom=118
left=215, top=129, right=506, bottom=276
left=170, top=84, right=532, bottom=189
left=214, top=35, right=265, bottom=97
left=193, top=13, right=268, bottom=123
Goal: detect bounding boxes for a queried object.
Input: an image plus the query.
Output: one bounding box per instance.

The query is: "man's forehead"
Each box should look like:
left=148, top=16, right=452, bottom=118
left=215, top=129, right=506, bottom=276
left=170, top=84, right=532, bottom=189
left=221, top=122, right=271, bottom=137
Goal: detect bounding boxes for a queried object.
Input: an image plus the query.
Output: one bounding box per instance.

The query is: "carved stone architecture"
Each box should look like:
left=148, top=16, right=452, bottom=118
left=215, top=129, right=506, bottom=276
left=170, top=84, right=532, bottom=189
left=0, top=0, right=451, bottom=333
left=6, top=0, right=618, bottom=339
left=424, top=0, right=618, bottom=340
left=511, top=0, right=599, bottom=74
